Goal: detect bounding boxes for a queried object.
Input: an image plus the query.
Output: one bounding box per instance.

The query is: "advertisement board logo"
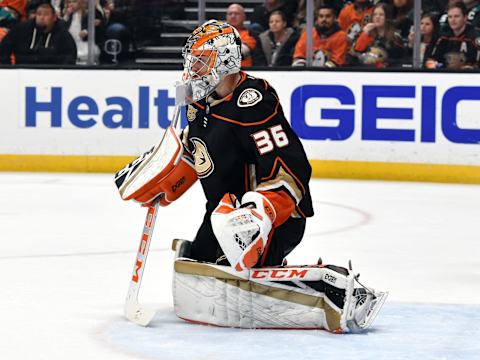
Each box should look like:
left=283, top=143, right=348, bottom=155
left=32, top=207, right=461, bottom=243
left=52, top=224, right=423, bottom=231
left=290, top=85, right=480, bottom=144
left=25, top=86, right=187, bottom=129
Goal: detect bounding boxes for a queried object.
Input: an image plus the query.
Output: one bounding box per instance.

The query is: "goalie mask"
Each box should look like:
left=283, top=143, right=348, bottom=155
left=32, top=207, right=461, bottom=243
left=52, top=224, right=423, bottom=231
left=177, top=20, right=242, bottom=105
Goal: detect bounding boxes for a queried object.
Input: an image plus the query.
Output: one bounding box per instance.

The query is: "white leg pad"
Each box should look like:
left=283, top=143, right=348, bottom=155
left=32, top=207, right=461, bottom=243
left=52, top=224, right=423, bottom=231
left=172, top=259, right=346, bottom=331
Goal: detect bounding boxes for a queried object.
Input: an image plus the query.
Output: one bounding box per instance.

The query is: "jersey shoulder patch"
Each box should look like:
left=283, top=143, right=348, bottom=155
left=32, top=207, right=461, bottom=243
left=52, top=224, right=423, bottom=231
left=232, top=77, right=280, bottom=125
left=209, top=76, right=280, bottom=126
left=237, top=88, right=263, bottom=107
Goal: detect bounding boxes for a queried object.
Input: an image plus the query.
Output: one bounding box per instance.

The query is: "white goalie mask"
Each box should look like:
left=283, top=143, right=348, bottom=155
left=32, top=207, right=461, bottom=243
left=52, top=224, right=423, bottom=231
left=176, top=20, right=242, bottom=105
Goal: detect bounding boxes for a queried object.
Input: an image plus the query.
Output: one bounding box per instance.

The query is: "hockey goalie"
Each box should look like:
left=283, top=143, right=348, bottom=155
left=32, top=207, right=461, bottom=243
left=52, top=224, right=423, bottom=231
left=115, top=19, right=387, bottom=332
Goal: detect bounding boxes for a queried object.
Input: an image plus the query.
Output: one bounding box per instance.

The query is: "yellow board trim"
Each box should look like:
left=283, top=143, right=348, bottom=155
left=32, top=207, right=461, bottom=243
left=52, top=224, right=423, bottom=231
left=0, top=154, right=479, bottom=184
left=0, top=154, right=136, bottom=173
left=310, top=160, right=480, bottom=184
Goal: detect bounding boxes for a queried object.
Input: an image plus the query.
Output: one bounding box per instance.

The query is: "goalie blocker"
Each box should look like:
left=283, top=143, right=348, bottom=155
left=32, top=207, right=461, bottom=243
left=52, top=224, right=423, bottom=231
left=172, top=239, right=388, bottom=332
left=114, top=126, right=197, bottom=206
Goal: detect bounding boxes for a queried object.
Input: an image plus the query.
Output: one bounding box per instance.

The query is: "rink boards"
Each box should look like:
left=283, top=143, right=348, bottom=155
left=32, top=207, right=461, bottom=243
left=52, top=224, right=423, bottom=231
left=0, top=69, right=479, bottom=183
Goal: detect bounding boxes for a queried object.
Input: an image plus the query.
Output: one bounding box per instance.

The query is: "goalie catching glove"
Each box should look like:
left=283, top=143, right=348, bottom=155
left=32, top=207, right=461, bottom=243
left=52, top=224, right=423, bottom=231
left=211, top=192, right=277, bottom=271
left=114, top=127, right=198, bottom=206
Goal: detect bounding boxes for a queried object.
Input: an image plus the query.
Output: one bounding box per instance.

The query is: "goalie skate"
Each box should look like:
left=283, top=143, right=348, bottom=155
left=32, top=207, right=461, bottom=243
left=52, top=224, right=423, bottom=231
left=345, top=286, right=388, bottom=331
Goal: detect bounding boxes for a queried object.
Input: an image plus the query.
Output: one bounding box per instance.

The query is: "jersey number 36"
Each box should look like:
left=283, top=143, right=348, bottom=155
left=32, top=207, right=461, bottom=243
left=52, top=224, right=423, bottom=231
left=251, top=124, right=290, bottom=155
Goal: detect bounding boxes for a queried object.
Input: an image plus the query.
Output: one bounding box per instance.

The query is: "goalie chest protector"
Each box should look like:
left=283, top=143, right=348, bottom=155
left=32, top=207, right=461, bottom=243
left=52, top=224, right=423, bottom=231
left=185, top=72, right=314, bottom=217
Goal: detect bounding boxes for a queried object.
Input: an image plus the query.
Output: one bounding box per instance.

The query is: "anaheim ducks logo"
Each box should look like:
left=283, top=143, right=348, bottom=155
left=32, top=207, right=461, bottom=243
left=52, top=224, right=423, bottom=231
left=186, top=105, right=197, bottom=122
left=190, top=137, right=214, bottom=178
left=237, top=88, right=263, bottom=107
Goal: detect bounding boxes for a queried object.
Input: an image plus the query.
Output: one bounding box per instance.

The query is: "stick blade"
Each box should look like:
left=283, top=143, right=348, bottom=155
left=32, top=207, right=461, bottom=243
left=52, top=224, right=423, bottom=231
left=125, top=301, right=157, bottom=326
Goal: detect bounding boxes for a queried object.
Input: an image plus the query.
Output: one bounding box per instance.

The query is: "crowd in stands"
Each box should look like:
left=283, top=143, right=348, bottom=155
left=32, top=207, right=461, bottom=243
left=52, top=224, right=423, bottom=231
left=0, top=0, right=135, bottom=64
left=1, top=0, right=480, bottom=69
left=243, top=0, right=480, bottom=69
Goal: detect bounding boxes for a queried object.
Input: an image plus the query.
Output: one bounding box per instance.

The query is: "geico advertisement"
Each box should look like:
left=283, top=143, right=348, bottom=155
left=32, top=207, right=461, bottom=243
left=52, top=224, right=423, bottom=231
left=0, top=69, right=479, bottom=165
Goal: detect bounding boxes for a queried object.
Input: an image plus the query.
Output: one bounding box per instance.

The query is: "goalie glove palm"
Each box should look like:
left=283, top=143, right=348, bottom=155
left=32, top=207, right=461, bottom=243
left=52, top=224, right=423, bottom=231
left=211, top=192, right=276, bottom=271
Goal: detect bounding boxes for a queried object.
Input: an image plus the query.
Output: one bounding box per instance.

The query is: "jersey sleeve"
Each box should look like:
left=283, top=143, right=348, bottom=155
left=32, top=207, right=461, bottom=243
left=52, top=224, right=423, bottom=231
left=329, top=31, right=348, bottom=66
left=293, top=30, right=307, bottom=60
left=354, top=31, right=374, bottom=52
left=234, top=81, right=313, bottom=224
left=338, top=5, right=351, bottom=31
left=429, top=36, right=447, bottom=64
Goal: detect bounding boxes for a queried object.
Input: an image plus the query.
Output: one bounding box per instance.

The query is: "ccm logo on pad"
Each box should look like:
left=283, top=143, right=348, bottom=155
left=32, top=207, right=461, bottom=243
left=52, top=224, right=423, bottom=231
left=251, top=268, right=309, bottom=279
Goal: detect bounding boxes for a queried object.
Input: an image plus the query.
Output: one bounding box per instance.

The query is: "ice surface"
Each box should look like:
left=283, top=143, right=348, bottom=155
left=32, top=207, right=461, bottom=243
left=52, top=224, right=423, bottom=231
left=104, top=304, right=480, bottom=360
left=0, top=173, right=479, bottom=359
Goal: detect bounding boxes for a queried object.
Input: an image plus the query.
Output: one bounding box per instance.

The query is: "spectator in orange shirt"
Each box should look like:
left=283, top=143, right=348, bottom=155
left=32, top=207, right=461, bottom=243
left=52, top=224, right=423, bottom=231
left=0, top=0, right=26, bottom=20
left=338, top=0, right=373, bottom=43
left=1, top=0, right=27, bottom=36
left=226, top=3, right=260, bottom=67
left=292, top=4, right=349, bottom=67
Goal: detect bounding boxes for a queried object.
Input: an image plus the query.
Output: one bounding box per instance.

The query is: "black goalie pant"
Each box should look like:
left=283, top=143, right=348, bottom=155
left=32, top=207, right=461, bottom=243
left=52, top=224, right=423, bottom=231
left=190, top=211, right=306, bottom=267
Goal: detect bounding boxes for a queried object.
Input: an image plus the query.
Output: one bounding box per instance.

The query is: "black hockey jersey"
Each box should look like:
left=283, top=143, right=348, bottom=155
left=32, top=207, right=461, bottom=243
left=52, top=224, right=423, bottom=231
left=439, top=5, right=480, bottom=33
left=430, top=24, right=480, bottom=67
left=185, top=71, right=314, bottom=219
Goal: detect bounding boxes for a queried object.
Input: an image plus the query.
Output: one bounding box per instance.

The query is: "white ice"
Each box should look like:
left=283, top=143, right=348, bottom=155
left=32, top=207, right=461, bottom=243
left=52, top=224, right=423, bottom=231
left=0, top=172, right=479, bottom=360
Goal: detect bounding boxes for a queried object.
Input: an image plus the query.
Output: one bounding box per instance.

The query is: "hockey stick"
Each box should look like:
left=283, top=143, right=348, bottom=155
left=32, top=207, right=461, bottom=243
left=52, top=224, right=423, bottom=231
left=124, top=201, right=160, bottom=326
left=124, top=106, right=181, bottom=326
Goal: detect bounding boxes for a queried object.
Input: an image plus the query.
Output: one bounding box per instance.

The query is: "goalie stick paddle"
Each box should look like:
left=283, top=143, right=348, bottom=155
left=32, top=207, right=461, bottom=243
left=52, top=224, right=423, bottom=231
left=124, top=106, right=181, bottom=326
left=124, top=201, right=160, bottom=326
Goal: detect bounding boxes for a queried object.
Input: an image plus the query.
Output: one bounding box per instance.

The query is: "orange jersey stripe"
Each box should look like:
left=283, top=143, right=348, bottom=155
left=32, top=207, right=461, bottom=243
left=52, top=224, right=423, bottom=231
left=211, top=99, right=279, bottom=126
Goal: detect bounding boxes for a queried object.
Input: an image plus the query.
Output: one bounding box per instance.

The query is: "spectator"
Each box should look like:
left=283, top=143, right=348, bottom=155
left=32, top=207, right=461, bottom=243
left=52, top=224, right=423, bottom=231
left=226, top=3, right=260, bottom=67
left=257, top=10, right=300, bottom=66
left=408, top=12, right=439, bottom=66
left=292, top=4, right=349, bottom=67
left=250, top=0, right=298, bottom=35
left=428, top=1, right=480, bottom=69
left=294, top=0, right=322, bottom=28
left=101, top=0, right=130, bottom=63
left=353, top=2, right=405, bottom=68
left=0, top=0, right=27, bottom=23
left=1, top=0, right=27, bottom=38
left=0, top=2, right=76, bottom=64
left=338, top=0, right=373, bottom=43
left=438, top=0, right=457, bottom=30
left=63, top=0, right=105, bottom=64
left=423, top=0, right=448, bottom=15
left=440, top=0, right=480, bottom=32
left=392, top=0, right=413, bottom=43
left=464, top=0, right=480, bottom=31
